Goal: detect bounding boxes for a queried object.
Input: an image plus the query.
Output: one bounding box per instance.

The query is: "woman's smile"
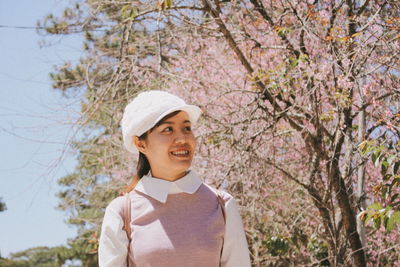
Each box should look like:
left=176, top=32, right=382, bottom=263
left=170, top=147, right=191, bottom=157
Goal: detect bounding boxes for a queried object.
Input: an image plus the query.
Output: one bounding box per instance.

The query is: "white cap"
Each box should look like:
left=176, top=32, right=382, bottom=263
left=121, top=90, right=202, bottom=154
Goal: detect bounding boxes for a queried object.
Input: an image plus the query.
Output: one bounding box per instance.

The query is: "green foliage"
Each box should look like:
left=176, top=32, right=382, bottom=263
left=158, top=0, right=174, bottom=10
left=121, top=5, right=139, bottom=21
left=49, top=63, right=86, bottom=93
left=64, top=230, right=99, bottom=267
left=0, top=197, right=6, bottom=212
left=307, top=234, right=329, bottom=266
left=359, top=139, right=400, bottom=232
left=265, top=236, right=289, bottom=256
left=361, top=203, right=400, bottom=232
left=386, top=210, right=400, bottom=232
left=0, top=258, right=27, bottom=267
left=274, top=26, right=292, bottom=37
left=0, top=246, right=74, bottom=267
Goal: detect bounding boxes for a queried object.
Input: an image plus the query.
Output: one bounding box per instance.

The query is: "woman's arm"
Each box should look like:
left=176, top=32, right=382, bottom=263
left=221, top=197, right=252, bottom=267
left=98, top=197, right=129, bottom=267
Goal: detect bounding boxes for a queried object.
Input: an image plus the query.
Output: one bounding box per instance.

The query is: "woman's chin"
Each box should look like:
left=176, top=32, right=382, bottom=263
left=172, top=162, right=191, bottom=173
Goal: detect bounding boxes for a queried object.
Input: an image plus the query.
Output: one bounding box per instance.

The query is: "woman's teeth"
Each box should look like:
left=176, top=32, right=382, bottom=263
left=171, top=150, right=189, bottom=155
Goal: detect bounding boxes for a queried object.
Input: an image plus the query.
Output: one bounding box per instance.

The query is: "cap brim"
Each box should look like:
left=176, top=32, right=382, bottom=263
left=153, top=104, right=202, bottom=129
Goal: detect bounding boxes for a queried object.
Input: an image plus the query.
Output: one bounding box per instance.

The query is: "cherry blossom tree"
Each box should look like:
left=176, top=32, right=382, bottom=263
left=33, top=0, right=399, bottom=265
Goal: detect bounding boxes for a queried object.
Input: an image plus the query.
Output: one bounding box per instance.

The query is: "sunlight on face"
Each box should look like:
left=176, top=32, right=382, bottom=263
left=135, top=111, right=196, bottom=181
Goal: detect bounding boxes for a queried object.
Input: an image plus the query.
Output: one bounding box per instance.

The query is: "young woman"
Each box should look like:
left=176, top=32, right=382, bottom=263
left=98, top=90, right=251, bottom=267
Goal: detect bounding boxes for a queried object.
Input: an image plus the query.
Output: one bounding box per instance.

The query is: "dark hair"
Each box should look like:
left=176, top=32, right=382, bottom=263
left=124, top=110, right=182, bottom=193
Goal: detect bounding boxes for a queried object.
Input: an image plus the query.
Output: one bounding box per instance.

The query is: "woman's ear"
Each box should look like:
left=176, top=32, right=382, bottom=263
left=134, top=136, right=147, bottom=154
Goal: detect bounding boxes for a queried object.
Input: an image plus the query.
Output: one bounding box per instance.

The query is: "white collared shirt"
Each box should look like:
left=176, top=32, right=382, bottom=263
left=98, top=170, right=251, bottom=267
left=134, top=170, right=203, bottom=203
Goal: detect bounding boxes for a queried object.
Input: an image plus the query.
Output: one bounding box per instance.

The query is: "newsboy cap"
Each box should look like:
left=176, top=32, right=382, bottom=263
left=121, top=90, right=202, bottom=154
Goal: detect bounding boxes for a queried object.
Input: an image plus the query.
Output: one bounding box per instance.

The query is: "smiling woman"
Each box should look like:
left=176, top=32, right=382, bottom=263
left=134, top=111, right=196, bottom=182
left=98, top=90, right=251, bottom=267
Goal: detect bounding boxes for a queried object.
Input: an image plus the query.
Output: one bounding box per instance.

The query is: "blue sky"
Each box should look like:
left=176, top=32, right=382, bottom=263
left=0, top=0, right=84, bottom=257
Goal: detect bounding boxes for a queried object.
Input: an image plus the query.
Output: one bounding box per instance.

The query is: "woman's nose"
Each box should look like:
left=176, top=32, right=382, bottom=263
left=173, top=131, right=187, bottom=144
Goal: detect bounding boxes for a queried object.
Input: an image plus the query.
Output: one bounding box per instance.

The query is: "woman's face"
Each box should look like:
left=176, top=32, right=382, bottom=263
left=134, top=111, right=196, bottom=181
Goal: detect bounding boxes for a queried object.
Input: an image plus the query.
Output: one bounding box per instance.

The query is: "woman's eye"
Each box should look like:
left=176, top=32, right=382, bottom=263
left=185, top=126, right=192, bottom=132
left=163, top=127, right=173, bottom=132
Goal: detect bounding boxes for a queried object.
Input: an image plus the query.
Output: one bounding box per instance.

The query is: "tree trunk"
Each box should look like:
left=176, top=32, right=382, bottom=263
left=331, top=146, right=366, bottom=266
left=357, top=97, right=367, bottom=247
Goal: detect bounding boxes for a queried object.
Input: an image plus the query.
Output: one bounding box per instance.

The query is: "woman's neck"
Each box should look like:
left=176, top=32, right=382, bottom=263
left=149, top=170, right=189, bottom=182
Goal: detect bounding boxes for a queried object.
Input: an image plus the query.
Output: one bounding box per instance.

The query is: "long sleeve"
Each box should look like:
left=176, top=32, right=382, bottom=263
left=220, top=198, right=251, bottom=267
left=98, top=197, right=129, bottom=267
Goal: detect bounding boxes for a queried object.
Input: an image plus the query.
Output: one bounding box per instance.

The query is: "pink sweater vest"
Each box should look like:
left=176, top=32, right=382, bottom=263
left=115, top=183, right=231, bottom=267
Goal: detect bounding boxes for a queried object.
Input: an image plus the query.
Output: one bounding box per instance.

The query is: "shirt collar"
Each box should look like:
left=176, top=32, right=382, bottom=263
left=134, top=170, right=202, bottom=203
